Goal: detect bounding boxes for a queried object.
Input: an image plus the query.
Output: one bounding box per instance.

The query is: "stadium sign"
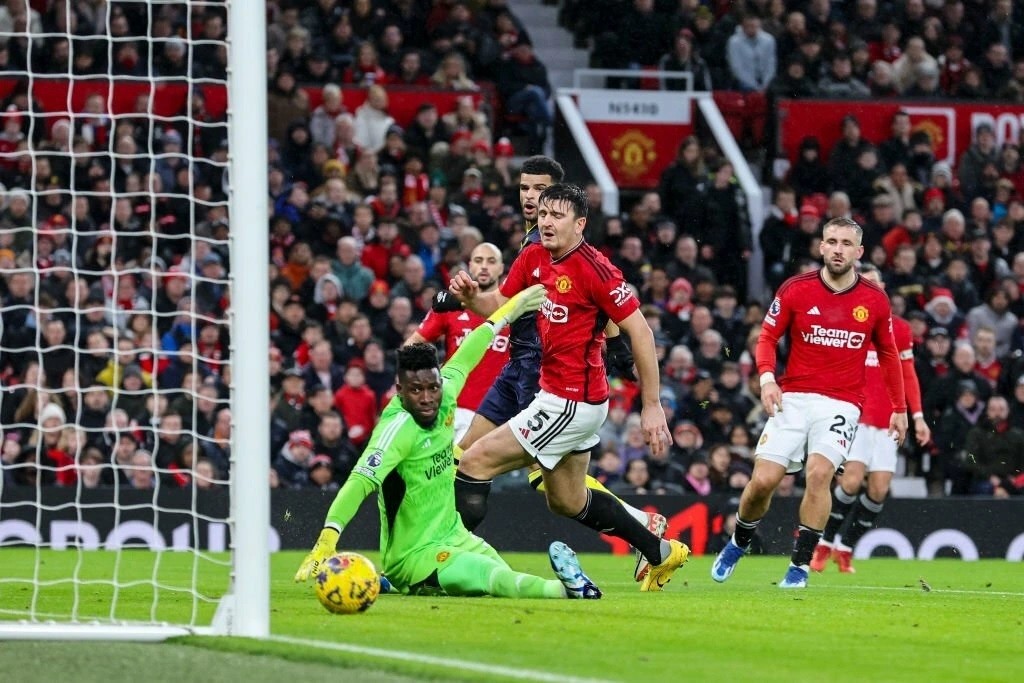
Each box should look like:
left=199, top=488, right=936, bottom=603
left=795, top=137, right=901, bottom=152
left=574, top=90, right=694, bottom=189
left=777, top=99, right=1024, bottom=167
left=0, top=489, right=1021, bottom=560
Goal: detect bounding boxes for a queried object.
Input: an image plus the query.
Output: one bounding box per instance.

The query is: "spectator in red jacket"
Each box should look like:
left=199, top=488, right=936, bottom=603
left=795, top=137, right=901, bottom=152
left=333, top=360, right=377, bottom=447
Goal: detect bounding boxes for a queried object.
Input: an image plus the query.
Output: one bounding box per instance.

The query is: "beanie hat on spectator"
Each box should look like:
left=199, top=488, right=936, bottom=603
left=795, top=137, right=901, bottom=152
left=123, top=364, right=144, bottom=381
left=309, top=454, right=333, bottom=470
left=670, top=277, right=693, bottom=295
left=673, top=421, right=704, bottom=449
left=925, top=288, right=956, bottom=315
left=799, top=203, right=820, bottom=218
left=924, top=187, right=945, bottom=204
left=931, top=162, right=953, bottom=181
left=956, top=380, right=978, bottom=397
left=39, top=402, right=67, bottom=426
left=471, top=139, right=491, bottom=155
left=494, top=137, right=515, bottom=157
left=289, top=430, right=314, bottom=449
left=369, top=279, right=390, bottom=296
left=927, top=326, right=950, bottom=339
left=450, top=130, right=473, bottom=147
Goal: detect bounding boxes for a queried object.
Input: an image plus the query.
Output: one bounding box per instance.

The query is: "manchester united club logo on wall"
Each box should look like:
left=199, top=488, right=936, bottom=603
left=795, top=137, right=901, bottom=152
left=610, top=129, right=657, bottom=179
left=555, top=275, right=572, bottom=293
left=853, top=305, right=869, bottom=322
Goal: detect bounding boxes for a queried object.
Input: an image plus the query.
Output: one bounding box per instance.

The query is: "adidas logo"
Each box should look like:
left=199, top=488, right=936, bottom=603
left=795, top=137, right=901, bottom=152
left=807, top=306, right=821, bottom=315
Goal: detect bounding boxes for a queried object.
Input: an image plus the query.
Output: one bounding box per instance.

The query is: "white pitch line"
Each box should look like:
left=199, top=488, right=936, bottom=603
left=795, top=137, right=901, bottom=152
left=815, top=584, right=1024, bottom=597
left=269, top=634, right=615, bottom=683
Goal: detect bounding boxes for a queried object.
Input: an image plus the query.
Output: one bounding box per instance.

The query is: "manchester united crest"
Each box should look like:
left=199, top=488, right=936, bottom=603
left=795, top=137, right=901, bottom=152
left=853, top=305, right=869, bottom=322
left=555, top=275, right=572, bottom=293
left=610, top=129, right=657, bottom=179
left=436, top=551, right=451, bottom=563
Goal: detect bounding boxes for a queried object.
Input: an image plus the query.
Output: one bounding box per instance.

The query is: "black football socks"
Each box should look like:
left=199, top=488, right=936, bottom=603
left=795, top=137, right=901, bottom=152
left=454, top=473, right=492, bottom=531
left=573, top=489, right=666, bottom=565
left=822, top=485, right=857, bottom=544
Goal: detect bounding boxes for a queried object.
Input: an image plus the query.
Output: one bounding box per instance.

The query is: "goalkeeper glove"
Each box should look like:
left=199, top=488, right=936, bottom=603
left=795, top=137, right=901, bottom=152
left=605, top=334, right=637, bottom=381
left=432, top=289, right=464, bottom=313
left=293, top=526, right=340, bottom=582
left=487, top=284, right=547, bottom=327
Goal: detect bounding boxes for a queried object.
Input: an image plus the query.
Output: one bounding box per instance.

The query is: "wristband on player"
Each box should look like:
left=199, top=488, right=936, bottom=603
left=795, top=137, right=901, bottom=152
left=912, top=412, right=924, bottom=420
left=432, top=290, right=464, bottom=313
left=759, top=372, right=776, bottom=387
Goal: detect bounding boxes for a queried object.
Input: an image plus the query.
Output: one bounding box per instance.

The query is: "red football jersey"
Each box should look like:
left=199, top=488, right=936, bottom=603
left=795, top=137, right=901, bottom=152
left=501, top=240, right=639, bottom=403
left=861, top=316, right=919, bottom=428
left=416, top=307, right=510, bottom=410
left=757, top=270, right=906, bottom=411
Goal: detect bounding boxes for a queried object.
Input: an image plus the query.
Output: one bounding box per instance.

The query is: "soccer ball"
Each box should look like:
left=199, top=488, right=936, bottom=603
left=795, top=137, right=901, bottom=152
left=314, top=552, right=381, bottom=614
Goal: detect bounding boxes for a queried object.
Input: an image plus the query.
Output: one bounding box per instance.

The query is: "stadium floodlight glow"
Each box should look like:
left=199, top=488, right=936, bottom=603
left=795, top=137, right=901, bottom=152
left=0, top=0, right=269, bottom=640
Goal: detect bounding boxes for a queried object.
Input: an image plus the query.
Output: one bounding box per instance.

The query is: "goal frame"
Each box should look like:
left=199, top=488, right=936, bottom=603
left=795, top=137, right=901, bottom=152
left=0, top=0, right=270, bottom=641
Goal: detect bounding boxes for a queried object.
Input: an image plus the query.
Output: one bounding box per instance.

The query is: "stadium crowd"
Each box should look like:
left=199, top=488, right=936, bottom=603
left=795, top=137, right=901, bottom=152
left=1, top=0, right=1023, bottom=500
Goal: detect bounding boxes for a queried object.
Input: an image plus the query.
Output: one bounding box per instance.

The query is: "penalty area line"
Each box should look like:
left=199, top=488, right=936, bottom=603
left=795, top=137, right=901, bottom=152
left=268, top=634, right=615, bottom=683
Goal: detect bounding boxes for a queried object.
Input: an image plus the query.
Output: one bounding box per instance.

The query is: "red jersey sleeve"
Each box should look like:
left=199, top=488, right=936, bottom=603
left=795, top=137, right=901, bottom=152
left=499, top=243, right=539, bottom=298
left=590, top=271, right=640, bottom=324
left=872, top=295, right=907, bottom=413
left=416, top=310, right=446, bottom=342
left=755, top=281, right=795, bottom=375
left=893, top=317, right=924, bottom=415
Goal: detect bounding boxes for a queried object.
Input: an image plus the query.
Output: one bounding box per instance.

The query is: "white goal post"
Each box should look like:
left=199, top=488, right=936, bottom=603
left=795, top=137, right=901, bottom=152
left=0, top=0, right=268, bottom=639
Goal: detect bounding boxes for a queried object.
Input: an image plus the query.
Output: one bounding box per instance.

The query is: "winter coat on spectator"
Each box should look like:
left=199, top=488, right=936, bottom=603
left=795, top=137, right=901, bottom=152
left=726, top=24, right=776, bottom=91
left=333, top=383, right=377, bottom=448
left=925, top=369, right=992, bottom=423
left=965, top=301, right=1018, bottom=358
left=964, top=418, right=1024, bottom=494
left=958, top=141, right=1000, bottom=202
left=353, top=102, right=395, bottom=155
left=330, top=258, right=374, bottom=303
left=273, top=444, right=310, bottom=489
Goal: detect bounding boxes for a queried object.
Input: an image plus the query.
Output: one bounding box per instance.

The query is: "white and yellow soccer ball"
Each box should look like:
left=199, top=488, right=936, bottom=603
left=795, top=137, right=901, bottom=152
left=314, top=552, right=381, bottom=614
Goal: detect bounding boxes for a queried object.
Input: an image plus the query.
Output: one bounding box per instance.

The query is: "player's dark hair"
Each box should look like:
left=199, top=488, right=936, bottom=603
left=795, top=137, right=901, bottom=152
left=822, top=216, right=864, bottom=243
left=539, top=183, right=588, bottom=220
left=396, top=343, right=438, bottom=375
left=520, top=156, right=565, bottom=182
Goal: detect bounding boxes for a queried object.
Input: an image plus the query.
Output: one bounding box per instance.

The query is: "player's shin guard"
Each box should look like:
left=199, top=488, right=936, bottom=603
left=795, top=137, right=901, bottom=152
left=455, top=473, right=493, bottom=531
left=791, top=524, right=823, bottom=568
left=839, top=493, right=884, bottom=549
left=822, top=485, right=857, bottom=544
left=573, top=489, right=664, bottom=564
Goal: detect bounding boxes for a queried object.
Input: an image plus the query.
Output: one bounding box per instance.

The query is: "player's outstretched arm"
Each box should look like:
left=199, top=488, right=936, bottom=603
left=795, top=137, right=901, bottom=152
left=294, top=474, right=377, bottom=582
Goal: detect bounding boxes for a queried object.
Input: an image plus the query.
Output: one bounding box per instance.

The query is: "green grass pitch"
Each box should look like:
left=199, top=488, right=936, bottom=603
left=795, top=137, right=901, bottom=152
left=1, top=549, right=1022, bottom=682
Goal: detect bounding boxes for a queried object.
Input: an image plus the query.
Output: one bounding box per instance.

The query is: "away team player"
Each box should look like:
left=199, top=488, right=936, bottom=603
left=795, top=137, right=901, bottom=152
left=405, top=243, right=510, bottom=443
left=712, top=217, right=908, bottom=588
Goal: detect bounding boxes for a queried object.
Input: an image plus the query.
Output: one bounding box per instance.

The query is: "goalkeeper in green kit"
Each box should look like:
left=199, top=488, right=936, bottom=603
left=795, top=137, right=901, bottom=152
left=295, top=285, right=601, bottom=599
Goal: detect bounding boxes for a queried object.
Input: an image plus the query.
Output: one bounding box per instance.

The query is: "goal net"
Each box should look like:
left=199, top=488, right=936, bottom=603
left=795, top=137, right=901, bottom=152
left=0, top=0, right=268, bottom=638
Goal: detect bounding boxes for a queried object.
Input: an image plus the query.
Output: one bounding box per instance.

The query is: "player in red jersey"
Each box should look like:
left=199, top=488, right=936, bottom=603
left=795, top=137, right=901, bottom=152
left=404, top=243, right=510, bottom=442
left=810, top=264, right=931, bottom=573
left=712, top=217, right=909, bottom=588
left=449, top=184, right=689, bottom=592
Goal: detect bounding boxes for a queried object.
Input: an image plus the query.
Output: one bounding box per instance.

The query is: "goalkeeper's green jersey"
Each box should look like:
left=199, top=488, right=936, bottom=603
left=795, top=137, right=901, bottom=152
left=324, top=322, right=494, bottom=588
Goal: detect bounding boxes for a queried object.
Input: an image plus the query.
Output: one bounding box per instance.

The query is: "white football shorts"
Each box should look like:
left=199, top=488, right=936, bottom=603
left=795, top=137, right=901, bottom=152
left=846, top=423, right=898, bottom=473
left=454, top=407, right=475, bottom=445
left=508, top=390, right=608, bottom=470
left=754, top=392, right=861, bottom=473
